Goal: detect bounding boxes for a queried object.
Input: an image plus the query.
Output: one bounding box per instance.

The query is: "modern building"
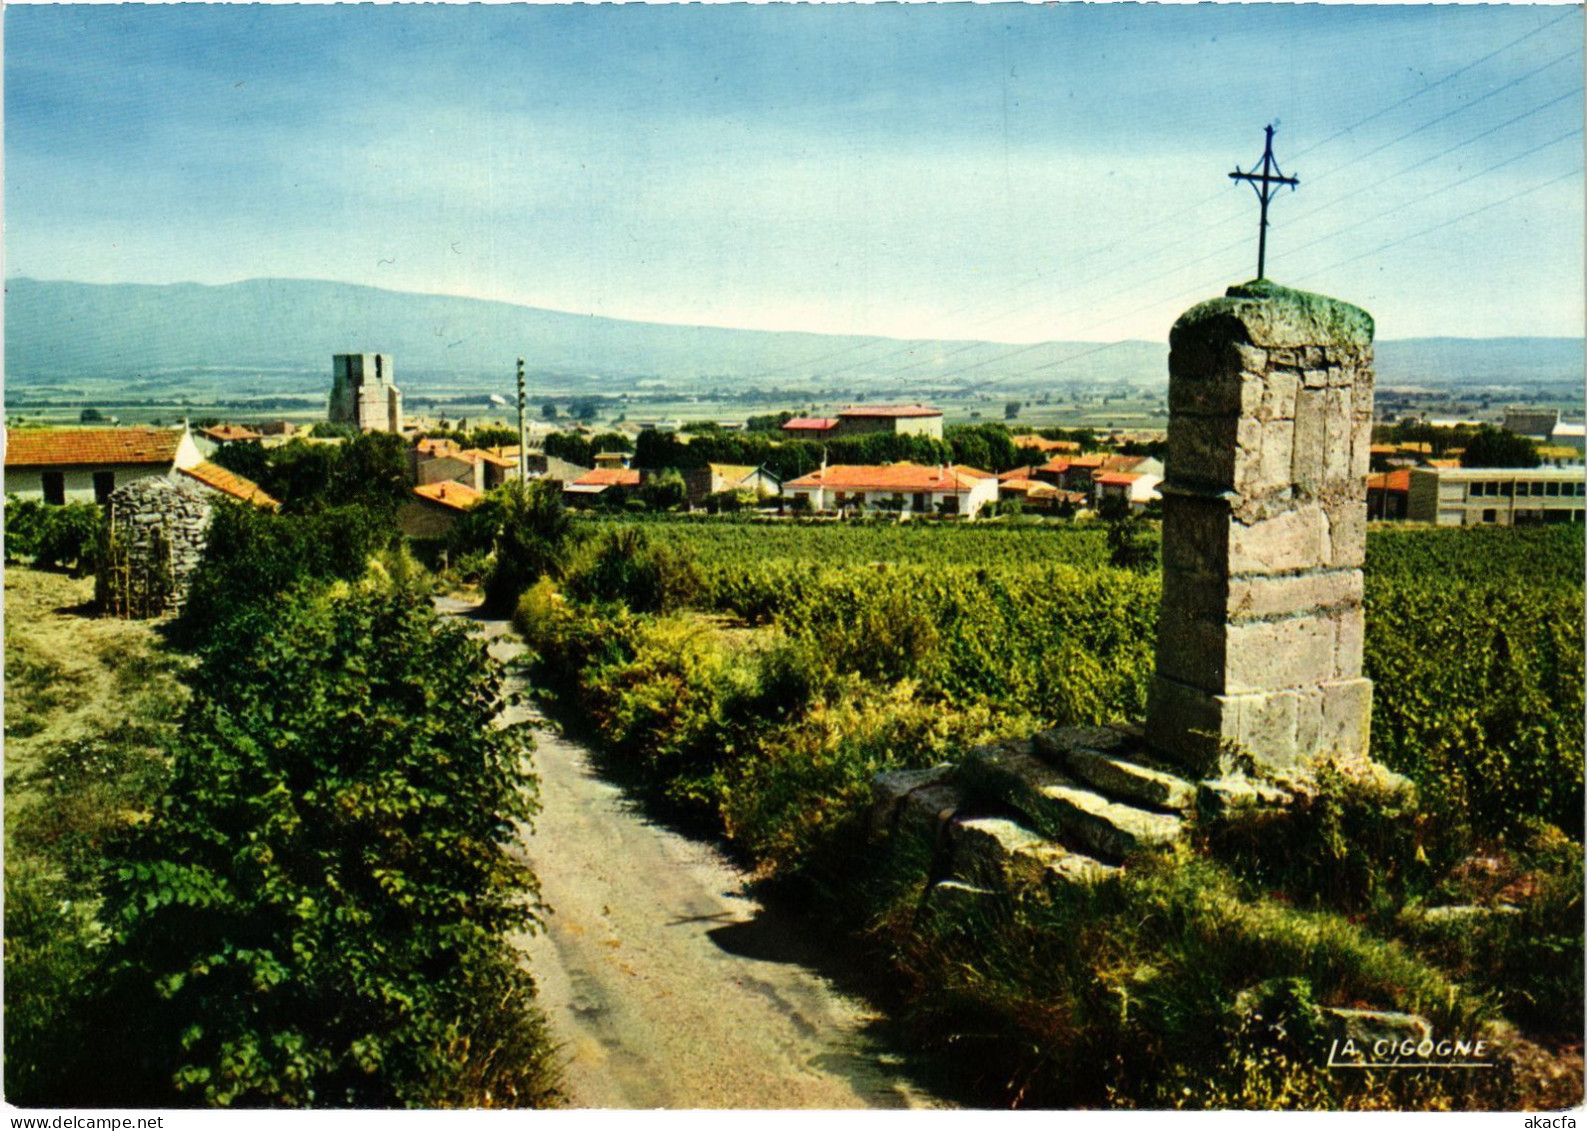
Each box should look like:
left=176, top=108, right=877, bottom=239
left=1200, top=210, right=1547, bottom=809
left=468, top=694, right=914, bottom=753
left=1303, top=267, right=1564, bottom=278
left=1406, top=465, right=1586, bottom=525
left=329, top=353, right=403, bottom=433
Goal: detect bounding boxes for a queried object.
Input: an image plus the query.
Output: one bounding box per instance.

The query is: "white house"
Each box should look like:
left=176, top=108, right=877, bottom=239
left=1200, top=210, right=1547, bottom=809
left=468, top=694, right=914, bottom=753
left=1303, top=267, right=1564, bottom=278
left=785, top=462, right=998, bottom=517
left=4, top=426, right=205, bottom=505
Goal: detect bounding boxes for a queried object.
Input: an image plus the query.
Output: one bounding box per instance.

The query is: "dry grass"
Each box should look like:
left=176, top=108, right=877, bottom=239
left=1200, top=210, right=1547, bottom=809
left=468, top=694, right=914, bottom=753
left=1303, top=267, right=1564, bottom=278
left=3, top=567, right=190, bottom=802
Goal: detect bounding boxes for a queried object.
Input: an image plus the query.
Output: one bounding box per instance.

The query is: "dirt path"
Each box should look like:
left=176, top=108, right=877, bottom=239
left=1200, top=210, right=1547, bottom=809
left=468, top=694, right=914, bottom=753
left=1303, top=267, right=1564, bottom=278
left=437, top=598, right=946, bottom=1110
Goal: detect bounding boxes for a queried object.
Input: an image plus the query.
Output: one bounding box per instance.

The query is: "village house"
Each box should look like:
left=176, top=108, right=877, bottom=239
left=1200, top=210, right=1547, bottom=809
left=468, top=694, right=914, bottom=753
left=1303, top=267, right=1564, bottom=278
left=195, top=424, right=263, bottom=458
left=564, top=466, right=641, bottom=506
left=785, top=462, right=997, bottom=517
left=1010, top=434, right=1082, bottom=455
left=1095, top=470, right=1164, bottom=510
left=833, top=404, right=944, bottom=440
left=780, top=417, right=839, bottom=440
left=3, top=425, right=277, bottom=508
left=397, top=480, right=482, bottom=539
left=681, top=463, right=784, bottom=509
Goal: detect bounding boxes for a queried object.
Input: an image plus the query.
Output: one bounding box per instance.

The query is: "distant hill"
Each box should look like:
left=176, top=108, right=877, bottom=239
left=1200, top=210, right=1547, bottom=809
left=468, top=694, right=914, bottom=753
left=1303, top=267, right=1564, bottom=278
left=5, top=277, right=1580, bottom=396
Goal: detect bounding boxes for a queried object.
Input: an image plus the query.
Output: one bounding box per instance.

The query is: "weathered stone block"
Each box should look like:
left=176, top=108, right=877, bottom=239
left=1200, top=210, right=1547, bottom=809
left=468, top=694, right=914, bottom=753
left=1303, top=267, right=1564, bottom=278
left=1325, top=500, right=1367, bottom=569
left=1160, top=492, right=1231, bottom=575
left=1224, top=615, right=1338, bottom=694
left=1322, top=388, right=1354, bottom=482
left=1227, top=569, right=1362, bottom=621
left=1227, top=508, right=1329, bottom=575
left=1292, top=387, right=1327, bottom=494
left=1334, top=604, right=1365, bottom=680
left=1146, top=675, right=1233, bottom=774
left=1063, top=746, right=1198, bottom=810
left=1169, top=414, right=1238, bottom=488
left=869, top=764, right=956, bottom=839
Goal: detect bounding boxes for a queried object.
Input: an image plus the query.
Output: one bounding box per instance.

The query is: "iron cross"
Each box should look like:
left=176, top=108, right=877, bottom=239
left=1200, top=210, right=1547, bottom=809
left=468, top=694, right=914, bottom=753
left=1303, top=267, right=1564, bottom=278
left=1229, top=123, right=1299, bottom=281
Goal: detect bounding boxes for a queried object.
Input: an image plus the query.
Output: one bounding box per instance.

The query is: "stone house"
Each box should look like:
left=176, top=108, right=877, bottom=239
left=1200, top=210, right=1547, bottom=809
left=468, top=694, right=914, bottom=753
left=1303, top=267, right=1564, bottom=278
left=397, top=480, right=482, bottom=539
left=785, top=462, right=997, bottom=517
left=681, top=463, right=783, bottom=509
left=833, top=405, right=944, bottom=440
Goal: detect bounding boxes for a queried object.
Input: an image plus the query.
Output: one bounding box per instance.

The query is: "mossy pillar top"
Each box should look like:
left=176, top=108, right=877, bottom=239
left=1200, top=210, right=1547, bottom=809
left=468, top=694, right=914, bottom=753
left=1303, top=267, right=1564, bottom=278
left=1146, top=281, right=1376, bottom=778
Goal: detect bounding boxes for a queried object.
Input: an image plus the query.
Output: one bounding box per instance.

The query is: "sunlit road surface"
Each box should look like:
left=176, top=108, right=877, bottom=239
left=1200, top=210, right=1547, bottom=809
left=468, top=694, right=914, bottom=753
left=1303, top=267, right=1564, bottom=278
left=436, top=596, right=947, bottom=1110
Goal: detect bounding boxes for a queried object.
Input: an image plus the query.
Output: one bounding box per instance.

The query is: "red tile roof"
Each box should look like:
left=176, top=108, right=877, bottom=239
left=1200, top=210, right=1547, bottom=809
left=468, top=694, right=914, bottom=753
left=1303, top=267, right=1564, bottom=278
left=412, top=481, right=483, bottom=511
left=837, top=404, right=942, bottom=419
left=415, top=437, right=462, bottom=457
left=1096, top=472, right=1144, bottom=486
left=5, top=427, right=183, bottom=468
left=952, top=464, right=995, bottom=480
left=1011, top=435, right=1081, bottom=453
left=998, top=466, right=1041, bottom=482
left=459, top=448, right=515, bottom=467
left=787, top=462, right=987, bottom=492
left=782, top=417, right=838, bottom=432
left=200, top=424, right=262, bottom=443
left=1367, top=469, right=1413, bottom=492
left=179, top=461, right=279, bottom=508
left=571, top=468, right=641, bottom=487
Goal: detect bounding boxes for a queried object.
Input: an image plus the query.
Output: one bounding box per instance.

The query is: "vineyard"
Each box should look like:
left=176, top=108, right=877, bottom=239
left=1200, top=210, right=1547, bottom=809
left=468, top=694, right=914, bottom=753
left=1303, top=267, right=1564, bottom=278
left=519, top=514, right=1585, bottom=1108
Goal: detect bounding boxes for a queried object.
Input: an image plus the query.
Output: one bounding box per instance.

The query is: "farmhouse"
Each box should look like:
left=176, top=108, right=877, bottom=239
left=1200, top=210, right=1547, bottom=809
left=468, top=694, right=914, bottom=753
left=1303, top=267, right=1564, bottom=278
left=780, top=417, right=838, bottom=440
left=833, top=404, right=944, bottom=440
left=785, top=462, right=997, bottom=517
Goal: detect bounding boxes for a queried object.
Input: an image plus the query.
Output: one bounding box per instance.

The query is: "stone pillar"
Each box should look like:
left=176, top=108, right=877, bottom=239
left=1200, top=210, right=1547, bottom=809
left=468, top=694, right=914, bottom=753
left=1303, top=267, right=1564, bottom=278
left=1145, top=281, right=1375, bottom=778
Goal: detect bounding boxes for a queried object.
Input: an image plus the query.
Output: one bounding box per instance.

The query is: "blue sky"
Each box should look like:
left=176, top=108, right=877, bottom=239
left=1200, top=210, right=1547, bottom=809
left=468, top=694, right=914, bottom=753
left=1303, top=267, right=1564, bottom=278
left=6, top=3, right=1583, bottom=343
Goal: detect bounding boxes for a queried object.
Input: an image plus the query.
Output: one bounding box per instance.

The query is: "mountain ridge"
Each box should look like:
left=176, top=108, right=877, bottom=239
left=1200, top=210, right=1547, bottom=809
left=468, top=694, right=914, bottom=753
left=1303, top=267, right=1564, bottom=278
left=6, top=277, right=1580, bottom=394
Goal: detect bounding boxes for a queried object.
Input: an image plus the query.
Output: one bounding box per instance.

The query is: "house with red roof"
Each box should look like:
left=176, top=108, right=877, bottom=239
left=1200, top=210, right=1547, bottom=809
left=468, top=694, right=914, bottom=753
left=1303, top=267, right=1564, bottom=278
left=1366, top=468, right=1412, bottom=521
left=833, top=404, right=944, bottom=440
left=398, top=480, right=483, bottom=539
left=563, top=466, right=642, bottom=506
left=785, top=462, right=996, bottom=517
left=4, top=425, right=277, bottom=508
left=780, top=417, right=839, bottom=440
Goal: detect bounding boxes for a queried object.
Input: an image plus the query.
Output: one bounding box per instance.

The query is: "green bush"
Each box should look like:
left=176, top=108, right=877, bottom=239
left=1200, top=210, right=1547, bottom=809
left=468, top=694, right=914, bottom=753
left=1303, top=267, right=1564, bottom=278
left=483, top=479, right=578, bottom=615
left=87, top=585, right=555, bottom=1107
left=176, top=502, right=391, bottom=643
left=4, top=497, right=102, bottom=574
left=563, top=526, right=701, bottom=615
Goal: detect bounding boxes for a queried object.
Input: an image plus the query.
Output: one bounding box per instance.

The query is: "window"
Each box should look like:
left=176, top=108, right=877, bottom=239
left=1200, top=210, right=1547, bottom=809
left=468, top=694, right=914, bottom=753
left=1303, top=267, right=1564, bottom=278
left=42, top=472, right=65, bottom=506
left=1547, top=482, right=1560, bottom=496
left=912, top=493, right=928, bottom=512
left=1482, top=508, right=1497, bottom=524
left=93, top=471, right=115, bottom=504
left=1499, top=482, right=1514, bottom=497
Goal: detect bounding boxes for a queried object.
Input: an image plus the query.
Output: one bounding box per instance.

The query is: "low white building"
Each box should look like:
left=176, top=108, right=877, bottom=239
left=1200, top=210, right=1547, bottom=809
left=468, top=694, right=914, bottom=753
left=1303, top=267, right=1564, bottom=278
left=4, top=426, right=205, bottom=505
left=785, top=462, right=998, bottom=517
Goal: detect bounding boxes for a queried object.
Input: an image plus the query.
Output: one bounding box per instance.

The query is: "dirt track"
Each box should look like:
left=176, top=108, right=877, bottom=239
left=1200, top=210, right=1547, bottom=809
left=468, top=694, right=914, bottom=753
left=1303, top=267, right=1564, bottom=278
left=437, top=598, right=945, bottom=1110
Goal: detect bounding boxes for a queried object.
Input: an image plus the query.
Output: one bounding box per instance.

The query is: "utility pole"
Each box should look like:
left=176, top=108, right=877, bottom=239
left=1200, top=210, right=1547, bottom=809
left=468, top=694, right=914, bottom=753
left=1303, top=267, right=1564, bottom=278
left=1228, top=123, right=1299, bottom=281
left=516, top=357, right=528, bottom=483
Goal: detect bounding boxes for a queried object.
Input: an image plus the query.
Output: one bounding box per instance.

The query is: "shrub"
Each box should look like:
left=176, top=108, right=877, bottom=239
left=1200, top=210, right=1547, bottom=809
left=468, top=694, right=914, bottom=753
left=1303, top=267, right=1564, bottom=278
left=482, top=479, right=578, bottom=615
left=563, top=526, right=701, bottom=615
left=88, top=586, right=556, bottom=1107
